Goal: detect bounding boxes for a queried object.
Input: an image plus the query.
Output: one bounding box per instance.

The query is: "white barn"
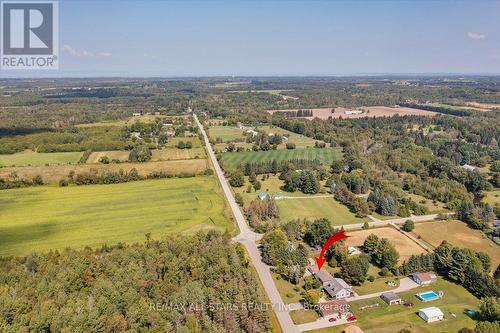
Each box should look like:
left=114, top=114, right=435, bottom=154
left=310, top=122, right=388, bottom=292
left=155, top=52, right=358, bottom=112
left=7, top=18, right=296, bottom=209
left=418, top=307, right=444, bottom=323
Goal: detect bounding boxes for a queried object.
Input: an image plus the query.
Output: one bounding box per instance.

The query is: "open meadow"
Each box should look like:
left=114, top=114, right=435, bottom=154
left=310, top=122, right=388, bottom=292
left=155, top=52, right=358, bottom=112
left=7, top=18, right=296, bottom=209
left=0, top=176, right=233, bottom=256
left=221, top=147, right=340, bottom=170
left=412, top=220, right=500, bottom=269
left=276, top=197, right=369, bottom=225
left=0, top=150, right=83, bottom=167
left=345, top=227, right=427, bottom=263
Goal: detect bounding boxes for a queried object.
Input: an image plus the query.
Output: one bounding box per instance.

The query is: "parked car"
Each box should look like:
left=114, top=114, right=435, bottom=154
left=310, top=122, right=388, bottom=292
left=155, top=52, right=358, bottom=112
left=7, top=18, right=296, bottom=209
left=328, top=318, right=336, bottom=322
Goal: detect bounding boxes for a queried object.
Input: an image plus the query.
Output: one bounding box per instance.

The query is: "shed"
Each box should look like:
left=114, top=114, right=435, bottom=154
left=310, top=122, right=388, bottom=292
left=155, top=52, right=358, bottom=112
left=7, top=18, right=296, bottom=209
left=257, top=192, right=267, bottom=201
left=418, top=307, right=444, bottom=323
left=381, top=292, right=402, bottom=305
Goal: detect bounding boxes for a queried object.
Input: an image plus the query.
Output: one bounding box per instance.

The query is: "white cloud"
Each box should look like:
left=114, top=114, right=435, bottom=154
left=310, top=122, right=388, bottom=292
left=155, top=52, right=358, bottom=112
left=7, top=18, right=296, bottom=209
left=467, top=32, right=486, bottom=40
left=62, top=44, right=111, bottom=58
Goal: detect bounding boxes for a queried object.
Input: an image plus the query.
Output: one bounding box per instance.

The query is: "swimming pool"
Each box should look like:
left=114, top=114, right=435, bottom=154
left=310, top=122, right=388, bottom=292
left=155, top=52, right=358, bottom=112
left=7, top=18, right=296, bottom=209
left=416, top=291, right=440, bottom=301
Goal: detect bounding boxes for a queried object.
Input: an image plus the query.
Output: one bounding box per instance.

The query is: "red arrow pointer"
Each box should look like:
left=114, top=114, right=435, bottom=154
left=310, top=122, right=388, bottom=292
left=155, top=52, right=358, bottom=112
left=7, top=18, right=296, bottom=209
left=315, top=230, right=350, bottom=270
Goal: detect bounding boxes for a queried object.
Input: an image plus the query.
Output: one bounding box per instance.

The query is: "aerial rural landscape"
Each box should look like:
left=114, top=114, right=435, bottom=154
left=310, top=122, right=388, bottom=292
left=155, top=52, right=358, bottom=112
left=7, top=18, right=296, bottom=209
left=1, top=1, right=499, bottom=333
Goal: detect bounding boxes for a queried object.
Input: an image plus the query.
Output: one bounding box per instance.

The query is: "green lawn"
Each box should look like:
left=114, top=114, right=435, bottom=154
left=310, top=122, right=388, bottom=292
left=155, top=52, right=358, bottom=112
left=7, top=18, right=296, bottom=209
left=256, top=125, right=319, bottom=149
left=272, top=273, right=303, bottom=304
left=0, top=176, right=233, bottom=256
left=277, top=197, right=369, bottom=225
left=209, top=126, right=246, bottom=142
left=346, top=277, right=478, bottom=333
left=221, top=147, right=341, bottom=170
left=290, top=309, right=319, bottom=325
left=0, top=151, right=83, bottom=167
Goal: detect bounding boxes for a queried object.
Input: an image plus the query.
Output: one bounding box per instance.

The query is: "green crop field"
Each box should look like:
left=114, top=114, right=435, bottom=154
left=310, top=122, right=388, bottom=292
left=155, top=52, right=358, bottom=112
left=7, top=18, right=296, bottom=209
left=0, top=176, right=233, bottom=256
left=0, top=151, right=83, bottom=167
left=221, top=147, right=341, bottom=169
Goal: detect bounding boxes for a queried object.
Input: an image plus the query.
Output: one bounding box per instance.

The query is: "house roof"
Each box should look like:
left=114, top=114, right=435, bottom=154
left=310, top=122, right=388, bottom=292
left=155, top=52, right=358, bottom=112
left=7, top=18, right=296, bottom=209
left=318, top=299, right=348, bottom=316
left=344, top=326, right=364, bottom=333
left=419, top=306, right=444, bottom=317
left=381, top=292, right=401, bottom=302
left=411, top=272, right=436, bottom=282
left=324, top=278, right=352, bottom=296
left=308, top=265, right=334, bottom=283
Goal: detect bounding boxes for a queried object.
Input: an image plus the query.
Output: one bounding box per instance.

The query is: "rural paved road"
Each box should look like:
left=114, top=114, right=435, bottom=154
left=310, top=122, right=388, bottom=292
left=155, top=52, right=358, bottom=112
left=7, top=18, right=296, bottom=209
left=194, top=114, right=299, bottom=333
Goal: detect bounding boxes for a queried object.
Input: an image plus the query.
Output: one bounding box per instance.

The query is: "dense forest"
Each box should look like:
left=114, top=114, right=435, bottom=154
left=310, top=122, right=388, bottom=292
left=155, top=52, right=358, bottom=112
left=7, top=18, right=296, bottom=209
left=0, top=231, right=271, bottom=332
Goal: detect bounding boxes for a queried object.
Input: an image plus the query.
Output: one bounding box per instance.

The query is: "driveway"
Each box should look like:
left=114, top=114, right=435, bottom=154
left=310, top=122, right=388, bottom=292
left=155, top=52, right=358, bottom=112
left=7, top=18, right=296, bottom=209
left=346, top=277, right=419, bottom=302
left=194, top=114, right=299, bottom=333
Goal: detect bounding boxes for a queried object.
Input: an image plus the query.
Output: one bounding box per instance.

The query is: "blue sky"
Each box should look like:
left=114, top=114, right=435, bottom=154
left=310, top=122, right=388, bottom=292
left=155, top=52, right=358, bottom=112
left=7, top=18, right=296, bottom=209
left=5, top=0, right=500, bottom=76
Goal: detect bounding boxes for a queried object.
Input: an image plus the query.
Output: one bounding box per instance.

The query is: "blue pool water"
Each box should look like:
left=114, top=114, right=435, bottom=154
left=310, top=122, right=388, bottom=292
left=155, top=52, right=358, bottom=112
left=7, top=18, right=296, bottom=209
left=417, top=291, right=439, bottom=301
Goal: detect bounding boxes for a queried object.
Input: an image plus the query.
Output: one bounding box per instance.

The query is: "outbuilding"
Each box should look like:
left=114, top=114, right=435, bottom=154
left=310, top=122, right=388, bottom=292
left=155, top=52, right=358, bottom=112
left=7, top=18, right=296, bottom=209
left=418, top=306, right=444, bottom=323
left=381, top=292, right=402, bottom=305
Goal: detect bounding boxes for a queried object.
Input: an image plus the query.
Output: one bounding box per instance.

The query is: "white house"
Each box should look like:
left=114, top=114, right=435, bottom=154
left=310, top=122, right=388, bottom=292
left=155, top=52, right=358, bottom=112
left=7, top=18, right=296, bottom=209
left=418, top=307, right=444, bottom=323
left=461, top=164, right=476, bottom=171
left=324, top=278, right=354, bottom=299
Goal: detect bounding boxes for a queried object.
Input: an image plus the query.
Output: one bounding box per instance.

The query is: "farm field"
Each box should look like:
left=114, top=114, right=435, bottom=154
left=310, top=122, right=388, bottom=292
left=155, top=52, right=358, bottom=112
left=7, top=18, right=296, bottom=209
left=267, top=106, right=438, bottom=119
left=345, top=277, right=478, bottom=333
left=221, top=147, right=341, bottom=170
left=0, top=150, right=83, bottom=167
left=0, top=159, right=209, bottom=183
left=345, top=227, right=427, bottom=263
left=412, top=220, right=500, bottom=269
left=0, top=176, right=233, bottom=256
left=165, top=136, right=202, bottom=148
left=86, top=150, right=130, bottom=163
left=152, top=147, right=205, bottom=161
left=87, top=148, right=205, bottom=163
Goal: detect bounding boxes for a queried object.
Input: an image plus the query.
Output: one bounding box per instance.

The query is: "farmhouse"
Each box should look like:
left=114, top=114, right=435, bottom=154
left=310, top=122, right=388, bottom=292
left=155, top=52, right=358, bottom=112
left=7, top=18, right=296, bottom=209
left=380, top=292, right=402, bottom=305
left=318, top=299, right=349, bottom=318
left=418, top=307, right=444, bottom=323
left=307, top=265, right=334, bottom=284
left=410, top=272, right=437, bottom=285
left=324, top=278, right=354, bottom=299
